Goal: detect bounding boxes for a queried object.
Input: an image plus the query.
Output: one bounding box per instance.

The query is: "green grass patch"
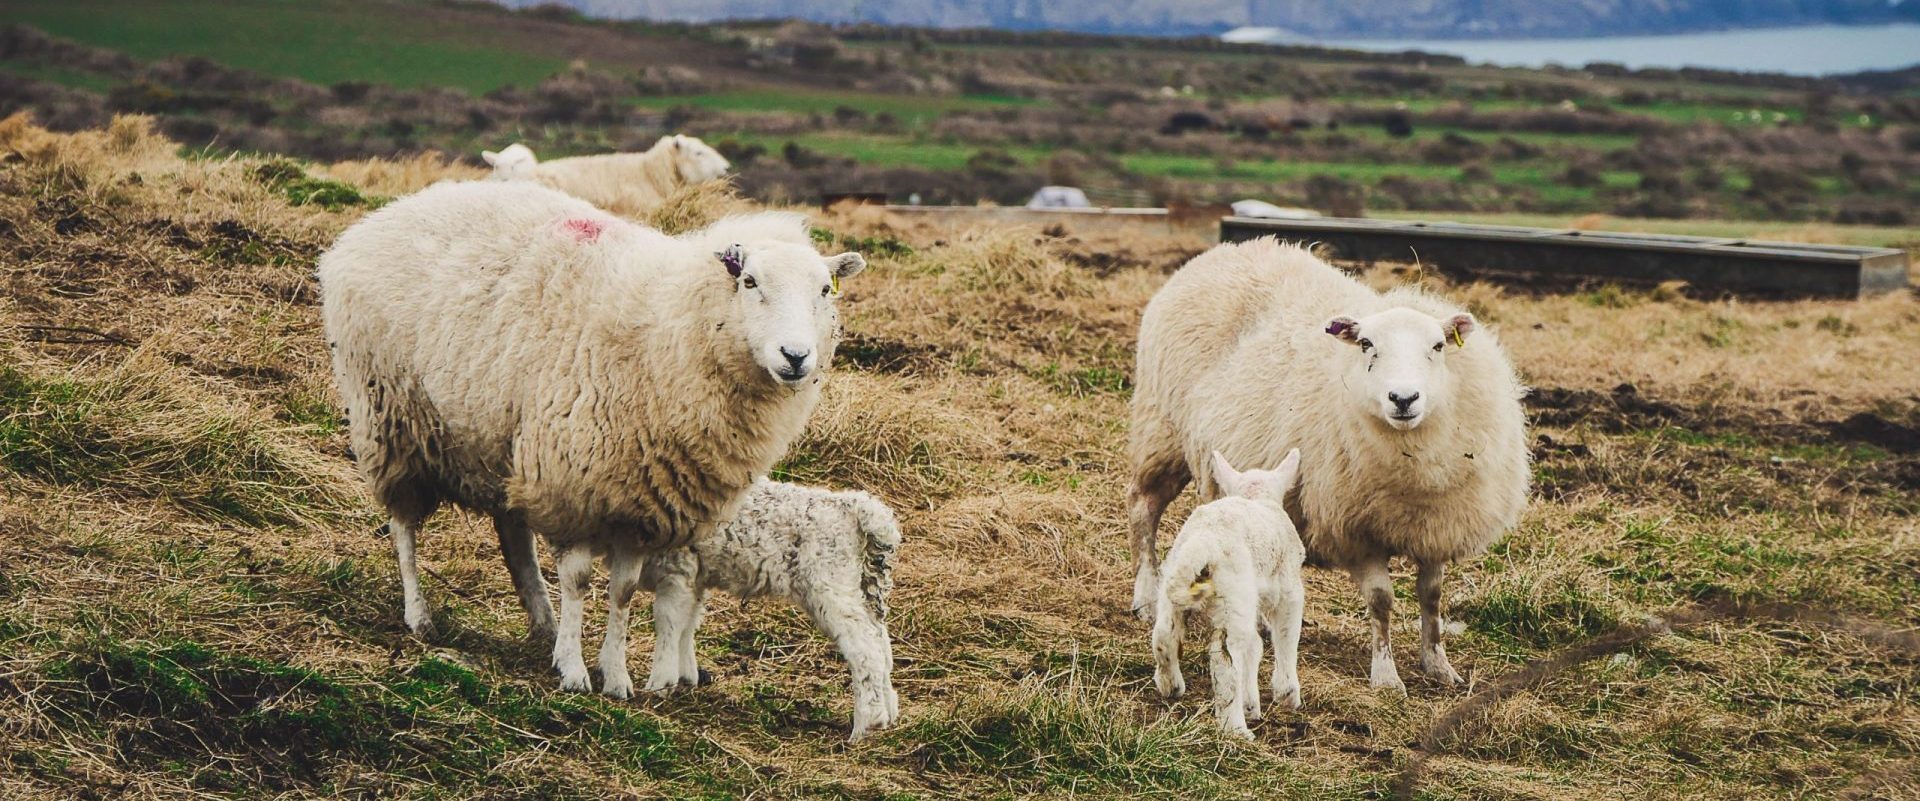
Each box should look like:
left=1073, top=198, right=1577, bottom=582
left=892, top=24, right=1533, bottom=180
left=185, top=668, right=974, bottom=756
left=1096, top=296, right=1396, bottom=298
left=634, top=87, right=1035, bottom=125
left=0, top=358, right=349, bottom=527
left=6, top=0, right=570, bottom=92
left=0, top=60, right=120, bottom=93
left=249, top=159, right=372, bottom=210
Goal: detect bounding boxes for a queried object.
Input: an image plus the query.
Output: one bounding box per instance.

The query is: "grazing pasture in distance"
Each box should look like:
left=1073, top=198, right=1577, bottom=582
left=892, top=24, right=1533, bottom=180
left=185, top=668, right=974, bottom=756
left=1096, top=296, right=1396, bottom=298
left=0, top=116, right=1916, bottom=798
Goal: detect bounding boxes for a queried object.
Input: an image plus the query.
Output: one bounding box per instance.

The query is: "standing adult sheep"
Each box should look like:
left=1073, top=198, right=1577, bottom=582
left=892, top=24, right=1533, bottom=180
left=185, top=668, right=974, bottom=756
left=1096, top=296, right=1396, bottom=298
left=318, top=180, right=866, bottom=697
left=482, top=135, right=731, bottom=216
left=1128, top=238, right=1529, bottom=691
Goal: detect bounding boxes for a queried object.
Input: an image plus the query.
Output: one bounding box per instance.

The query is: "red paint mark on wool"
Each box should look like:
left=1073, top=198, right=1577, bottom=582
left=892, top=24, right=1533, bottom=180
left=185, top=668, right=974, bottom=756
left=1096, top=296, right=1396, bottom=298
left=558, top=217, right=607, bottom=243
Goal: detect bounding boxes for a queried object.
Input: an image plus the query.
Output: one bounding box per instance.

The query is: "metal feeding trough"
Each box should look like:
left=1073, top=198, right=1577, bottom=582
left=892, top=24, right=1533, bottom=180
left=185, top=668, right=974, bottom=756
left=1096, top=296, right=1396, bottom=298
left=1218, top=216, right=1911, bottom=299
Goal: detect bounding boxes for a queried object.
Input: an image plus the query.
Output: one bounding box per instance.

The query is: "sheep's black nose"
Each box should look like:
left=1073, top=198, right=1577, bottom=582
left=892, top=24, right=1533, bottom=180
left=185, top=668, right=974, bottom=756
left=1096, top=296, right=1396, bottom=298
left=1389, top=390, right=1420, bottom=411
left=779, top=346, right=811, bottom=370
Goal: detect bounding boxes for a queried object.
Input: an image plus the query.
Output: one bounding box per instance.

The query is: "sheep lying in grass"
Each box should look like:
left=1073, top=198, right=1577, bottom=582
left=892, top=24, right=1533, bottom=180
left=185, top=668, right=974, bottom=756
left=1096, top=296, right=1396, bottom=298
left=482, top=135, right=731, bottom=215
left=633, top=478, right=901, bottom=740
left=1130, top=238, right=1528, bottom=692
left=1152, top=450, right=1305, bottom=739
left=318, top=180, right=865, bottom=696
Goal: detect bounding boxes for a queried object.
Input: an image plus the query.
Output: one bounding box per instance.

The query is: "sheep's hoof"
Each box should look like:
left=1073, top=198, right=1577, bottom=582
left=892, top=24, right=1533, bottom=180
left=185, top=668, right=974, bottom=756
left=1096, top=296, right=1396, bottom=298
left=1421, top=653, right=1464, bottom=685
left=695, top=668, right=714, bottom=687
left=404, top=613, right=437, bottom=639
left=1274, top=682, right=1302, bottom=709
left=526, top=624, right=556, bottom=645
left=601, top=678, right=634, bottom=700
left=557, top=669, right=592, bottom=693
left=1223, top=726, right=1255, bottom=741
left=1131, top=604, right=1154, bottom=623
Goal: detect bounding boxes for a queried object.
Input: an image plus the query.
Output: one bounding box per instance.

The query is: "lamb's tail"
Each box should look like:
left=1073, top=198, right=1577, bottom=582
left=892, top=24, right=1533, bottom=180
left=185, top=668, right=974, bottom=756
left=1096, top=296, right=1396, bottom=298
left=1160, top=551, right=1218, bottom=612
left=850, top=492, right=901, bottom=622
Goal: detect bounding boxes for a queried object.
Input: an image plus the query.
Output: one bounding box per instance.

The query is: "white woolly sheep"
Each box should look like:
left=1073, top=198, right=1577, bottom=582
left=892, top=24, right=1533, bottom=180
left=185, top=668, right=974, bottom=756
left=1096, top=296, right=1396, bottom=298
left=318, top=180, right=866, bottom=697
left=631, top=478, right=901, bottom=740
left=1129, top=238, right=1529, bottom=692
left=1152, top=450, right=1306, bottom=739
left=482, top=135, right=730, bottom=215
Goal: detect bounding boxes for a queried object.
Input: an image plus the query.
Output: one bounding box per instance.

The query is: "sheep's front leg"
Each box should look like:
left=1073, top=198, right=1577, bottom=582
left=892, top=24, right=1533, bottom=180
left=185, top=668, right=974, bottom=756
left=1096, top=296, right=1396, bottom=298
left=1126, top=453, right=1189, bottom=620
left=387, top=517, right=434, bottom=637
left=1266, top=581, right=1304, bottom=709
left=493, top=513, right=555, bottom=643
left=1150, top=597, right=1187, bottom=699
left=1416, top=561, right=1463, bottom=685
left=1352, top=557, right=1404, bottom=693
left=810, top=594, right=898, bottom=741
left=598, top=545, right=644, bottom=700
left=643, top=557, right=699, bottom=692
left=551, top=545, right=595, bottom=693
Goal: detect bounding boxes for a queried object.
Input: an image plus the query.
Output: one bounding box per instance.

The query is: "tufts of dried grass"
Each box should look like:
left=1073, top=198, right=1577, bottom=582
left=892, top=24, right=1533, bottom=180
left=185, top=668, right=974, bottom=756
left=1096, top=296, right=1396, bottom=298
left=641, top=178, right=761, bottom=234
left=321, top=150, right=485, bottom=196
left=905, top=226, right=1094, bottom=297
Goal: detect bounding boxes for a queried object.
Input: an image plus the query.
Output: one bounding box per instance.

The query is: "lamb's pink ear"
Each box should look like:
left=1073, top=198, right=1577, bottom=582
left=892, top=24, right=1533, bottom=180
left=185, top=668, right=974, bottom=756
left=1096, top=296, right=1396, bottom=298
left=1445, top=313, right=1477, bottom=347
left=1274, top=448, right=1302, bottom=493
left=1326, top=316, right=1362, bottom=344
left=482, top=149, right=501, bottom=166
left=718, top=244, right=745, bottom=278
left=1210, top=451, right=1242, bottom=496
left=827, top=252, right=866, bottom=278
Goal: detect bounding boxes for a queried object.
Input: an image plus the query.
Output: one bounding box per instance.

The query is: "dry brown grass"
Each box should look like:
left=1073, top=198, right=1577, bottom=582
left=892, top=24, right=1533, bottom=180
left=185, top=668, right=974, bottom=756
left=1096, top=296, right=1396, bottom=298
left=320, top=150, right=486, bottom=196
left=1, top=118, right=1915, bottom=800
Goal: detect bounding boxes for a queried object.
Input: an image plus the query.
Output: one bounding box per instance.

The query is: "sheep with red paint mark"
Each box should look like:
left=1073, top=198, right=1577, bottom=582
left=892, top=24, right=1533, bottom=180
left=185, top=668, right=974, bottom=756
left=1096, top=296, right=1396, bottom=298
left=317, top=179, right=867, bottom=697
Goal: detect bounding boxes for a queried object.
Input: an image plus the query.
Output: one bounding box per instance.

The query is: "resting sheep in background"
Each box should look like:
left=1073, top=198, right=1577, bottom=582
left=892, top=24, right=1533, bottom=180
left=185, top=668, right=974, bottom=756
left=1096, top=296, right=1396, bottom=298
left=636, top=478, right=902, bottom=741
left=1152, top=449, right=1306, bottom=739
left=318, top=180, right=865, bottom=697
left=1129, top=238, right=1529, bottom=692
left=482, top=135, right=731, bottom=215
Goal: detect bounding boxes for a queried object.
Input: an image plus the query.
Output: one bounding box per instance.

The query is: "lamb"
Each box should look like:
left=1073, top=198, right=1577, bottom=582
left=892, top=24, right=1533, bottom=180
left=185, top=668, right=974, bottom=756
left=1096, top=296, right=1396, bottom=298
left=1151, top=450, right=1306, bottom=739
left=1128, top=238, right=1529, bottom=692
left=635, top=478, right=902, bottom=741
left=481, top=135, right=731, bottom=215
left=318, top=179, right=866, bottom=697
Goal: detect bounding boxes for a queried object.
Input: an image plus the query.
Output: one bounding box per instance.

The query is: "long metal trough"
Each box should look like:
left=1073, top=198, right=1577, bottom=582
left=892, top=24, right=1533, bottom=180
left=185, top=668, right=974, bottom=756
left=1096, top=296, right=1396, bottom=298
left=1219, top=216, right=1911, bottom=299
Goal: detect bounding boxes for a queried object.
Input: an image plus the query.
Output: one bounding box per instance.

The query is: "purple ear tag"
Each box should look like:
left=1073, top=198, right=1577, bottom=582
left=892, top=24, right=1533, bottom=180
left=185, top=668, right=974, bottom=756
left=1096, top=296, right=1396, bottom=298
left=1326, top=319, right=1353, bottom=337
left=719, top=245, right=744, bottom=278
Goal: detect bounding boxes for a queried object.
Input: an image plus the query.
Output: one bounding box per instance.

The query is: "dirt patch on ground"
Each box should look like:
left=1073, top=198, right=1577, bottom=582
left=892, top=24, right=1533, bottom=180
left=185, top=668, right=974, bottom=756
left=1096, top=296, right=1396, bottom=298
left=1528, top=382, right=1920, bottom=455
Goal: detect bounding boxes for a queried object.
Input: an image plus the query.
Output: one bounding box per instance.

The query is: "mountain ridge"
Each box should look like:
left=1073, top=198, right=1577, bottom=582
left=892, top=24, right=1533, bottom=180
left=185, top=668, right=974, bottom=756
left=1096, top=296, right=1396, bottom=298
left=494, top=0, right=1920, bottom=39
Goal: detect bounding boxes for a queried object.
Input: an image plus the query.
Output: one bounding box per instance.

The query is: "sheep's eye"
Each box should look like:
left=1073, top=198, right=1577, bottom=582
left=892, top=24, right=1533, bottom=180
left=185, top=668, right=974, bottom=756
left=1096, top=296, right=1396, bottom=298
left=821, top=284, right=832, bottom=297
left=1433, top=341, right=1445, bottom=352
left=742, top=275, right=757, bottom=290
left=1358, top=338, right=1373, bottom=352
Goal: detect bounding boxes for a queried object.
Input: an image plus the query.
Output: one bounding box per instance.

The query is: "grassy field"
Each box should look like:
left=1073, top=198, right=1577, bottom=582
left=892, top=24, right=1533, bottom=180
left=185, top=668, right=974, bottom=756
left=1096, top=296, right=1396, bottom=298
left=3, top=0, right=572, bottom=92
left=1, top=116, right=1916, bottom=799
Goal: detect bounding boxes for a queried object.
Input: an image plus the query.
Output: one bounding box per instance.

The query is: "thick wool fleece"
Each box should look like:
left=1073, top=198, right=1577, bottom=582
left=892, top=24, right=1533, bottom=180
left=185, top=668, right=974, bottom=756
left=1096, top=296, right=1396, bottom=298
left=523, top=135, right=727, bottom=215
left=1132, top=238, right=1529, bottom=569
left=319, top=180, right=826, bottom=551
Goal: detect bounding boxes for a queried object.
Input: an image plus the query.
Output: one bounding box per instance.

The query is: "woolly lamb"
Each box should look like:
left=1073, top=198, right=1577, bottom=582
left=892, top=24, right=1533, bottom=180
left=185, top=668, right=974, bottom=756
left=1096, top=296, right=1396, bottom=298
left=482, top=135, right=730, bottom=215
left=1152, top=450, right=1306, bottom=739
left=634, top=478, right=901, bottom=740
left=1129, top=238, right=1528, bottom=692
left=318, top=180, right=866, bottom=696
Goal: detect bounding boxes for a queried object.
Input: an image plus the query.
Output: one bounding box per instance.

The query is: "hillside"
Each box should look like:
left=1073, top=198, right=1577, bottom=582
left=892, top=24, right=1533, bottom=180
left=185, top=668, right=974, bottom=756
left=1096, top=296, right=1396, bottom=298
left=3, top=1, right=1918, bottom=230
left=496, top=0, right=1920, bottom=38
left=1, top=113, right=1918, bottom=799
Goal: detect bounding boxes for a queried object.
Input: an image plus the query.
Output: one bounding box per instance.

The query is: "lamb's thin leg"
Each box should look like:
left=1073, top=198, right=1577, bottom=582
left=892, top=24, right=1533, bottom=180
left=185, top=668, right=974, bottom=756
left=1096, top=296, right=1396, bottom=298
left=388, top=516, right=434, bottom=637
left=808, top=593, right=898, bottom=741
left=1127, top=454, right=1190, bottom=620
left=1416, top=561, right=1463, bottom=685
left=1268, top=581, right=1304, bottom=709
left=1228, top=623, right=1263, bottom=723
left=677, top=588, right=705, bottom=686
left=644, top=563, right=698, bottom=692
left=879, top=621, right=900, bottom=721
left=551, top=545, right=594, bottom=693
left=1352, top=557, right=1404, bottom=693
left=1150, top=596, right=1187, bottom=698
left=493, top=512, right=555, bottom=642
left=1208, top=628, right=1250, bottom=739
left=598, top=545, right=643, bottom=700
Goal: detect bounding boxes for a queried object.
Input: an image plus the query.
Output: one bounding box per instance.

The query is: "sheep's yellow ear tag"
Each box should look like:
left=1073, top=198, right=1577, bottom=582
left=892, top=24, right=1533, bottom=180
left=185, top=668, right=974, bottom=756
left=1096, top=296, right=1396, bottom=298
left=1450, top=328, right=1465, bottom=348
left=830, top=275, right=841, bottom=296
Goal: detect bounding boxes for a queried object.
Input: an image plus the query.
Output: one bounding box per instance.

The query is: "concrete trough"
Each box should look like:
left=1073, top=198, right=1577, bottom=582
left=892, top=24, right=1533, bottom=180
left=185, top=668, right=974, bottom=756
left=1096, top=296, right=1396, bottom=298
left=1219, top=216, right=1911, bottom=299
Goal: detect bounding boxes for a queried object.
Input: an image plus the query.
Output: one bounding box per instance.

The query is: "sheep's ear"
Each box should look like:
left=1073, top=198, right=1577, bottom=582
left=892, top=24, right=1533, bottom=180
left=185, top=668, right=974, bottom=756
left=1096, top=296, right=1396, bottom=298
left=1210, top=451, right=1242, bottom=496
left=1326, top=316, right=1362, bottom=344
left=482, top=149, right=501, bottom=166
left=827, top=252, right=866, bottom=278
left=1274, top=448, right=1302, bottom=493
left=673, top=134, right=685, bottom=151
left=1444, top=313, right=1476, bottom=348
left=718, top=244, right=745, bottom=278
